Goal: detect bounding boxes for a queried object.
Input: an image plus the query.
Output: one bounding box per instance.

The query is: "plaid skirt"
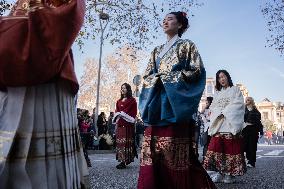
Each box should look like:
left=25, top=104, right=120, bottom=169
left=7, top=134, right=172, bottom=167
left=0, top=82, right=89, bottom=189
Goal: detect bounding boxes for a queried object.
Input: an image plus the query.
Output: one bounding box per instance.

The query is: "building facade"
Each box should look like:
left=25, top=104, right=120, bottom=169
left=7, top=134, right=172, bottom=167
left=256, top=98, right=284, bottom=135
left=199, top=78, right=215, bottom=111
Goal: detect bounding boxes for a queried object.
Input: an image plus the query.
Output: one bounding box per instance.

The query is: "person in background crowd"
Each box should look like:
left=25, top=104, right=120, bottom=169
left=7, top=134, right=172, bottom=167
left=97, top=112, right=107, bottom=136
left=80, top=119, right=91, bottom=133
left=135, top=116, right=145, bottom=150
left=77, top=109, right=92, bottom=167
left=265, top=131, right=273, bottom=145
left=192, top=111, right=203, bottom=157
left=108, top=112, right=116, bottom=137
left=200, top=96, right=213, bottom=161
left=243, top=97, right=263, bottom=168
left=114, top=83, right=138, bottom=169
left=90, top=107, right=96, bottom=133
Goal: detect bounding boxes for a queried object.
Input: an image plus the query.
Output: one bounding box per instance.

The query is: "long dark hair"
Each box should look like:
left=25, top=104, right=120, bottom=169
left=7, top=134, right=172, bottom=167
left=215, top=70, right=234, bottom=91
left=169, top=11, right=189, bottom=37
left=206, top=96, right=213, bottom=109
left=120, top=83, right=133, bottom=99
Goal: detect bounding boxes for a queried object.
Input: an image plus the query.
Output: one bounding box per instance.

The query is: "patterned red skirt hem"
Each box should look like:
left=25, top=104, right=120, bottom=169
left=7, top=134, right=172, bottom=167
left=203, top=133, right=247, bottom=176
left=138, top=124, right=216, bottom=189
left=116, top=124, right=136, bottom=164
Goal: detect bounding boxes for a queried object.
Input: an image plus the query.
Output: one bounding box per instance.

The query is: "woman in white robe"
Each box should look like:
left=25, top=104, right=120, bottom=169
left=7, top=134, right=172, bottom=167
left=203, top=70, right=246, bottom=184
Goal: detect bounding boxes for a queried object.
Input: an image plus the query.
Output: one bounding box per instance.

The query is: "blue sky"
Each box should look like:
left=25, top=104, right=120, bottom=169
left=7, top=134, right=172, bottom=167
left=73, top=0, right=284, bottom=103
left=5, top=0, right=284, bottom=102
left=184, top=0, right=284, bottom=102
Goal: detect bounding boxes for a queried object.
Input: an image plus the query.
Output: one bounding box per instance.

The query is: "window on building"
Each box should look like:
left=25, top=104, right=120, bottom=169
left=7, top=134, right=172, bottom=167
left=263, top=112, right=268, bottom=120
left=207, top=85, right=213, bottom=94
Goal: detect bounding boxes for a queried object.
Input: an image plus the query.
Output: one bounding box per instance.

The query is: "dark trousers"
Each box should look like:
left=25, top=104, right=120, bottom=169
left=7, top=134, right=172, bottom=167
left=194, top=127, right=200, bottom=157
left=81, top=133, right=92, bottom=167
left=202, top=133, right=211, bottom=159
left=243, top=125, right=258, bottom=166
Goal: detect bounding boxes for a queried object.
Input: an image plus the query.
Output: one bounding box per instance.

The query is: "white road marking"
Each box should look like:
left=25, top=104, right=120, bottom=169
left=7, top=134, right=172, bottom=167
left=256, top=150, right=263, bottom=153
left=256, top=155, right=284, bottom=160
left=264, top=150, right=284, bottom=156
left=93, top=159, right=116, bottom=162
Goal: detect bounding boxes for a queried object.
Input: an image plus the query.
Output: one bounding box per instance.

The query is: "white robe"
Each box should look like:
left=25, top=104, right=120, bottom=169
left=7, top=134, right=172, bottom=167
left=208, top=86, right=245, bottom=136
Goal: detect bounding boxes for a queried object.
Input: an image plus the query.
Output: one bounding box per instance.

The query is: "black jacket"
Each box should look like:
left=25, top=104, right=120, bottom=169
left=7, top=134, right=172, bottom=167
left=244, top=107, right=264, bottom=135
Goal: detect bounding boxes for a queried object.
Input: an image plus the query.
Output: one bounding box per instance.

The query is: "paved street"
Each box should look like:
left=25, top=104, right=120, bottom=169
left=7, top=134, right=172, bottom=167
left=88, top=145, right=284, bottom=189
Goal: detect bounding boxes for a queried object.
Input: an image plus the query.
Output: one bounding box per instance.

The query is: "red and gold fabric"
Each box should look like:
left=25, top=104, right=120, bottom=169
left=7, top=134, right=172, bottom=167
left=115, top=97, right=137, bottom=164
left=138, top=124, right=216, bottom=189
left=116, top=124, right=136, bottom=164
left=203, top=133, right=247, bottom=176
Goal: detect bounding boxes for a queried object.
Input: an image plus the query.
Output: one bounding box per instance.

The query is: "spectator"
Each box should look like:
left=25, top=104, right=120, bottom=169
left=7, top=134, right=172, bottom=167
left=97, top=112, right=107, bottom=136
left=135, top=116, right=144, bottom=150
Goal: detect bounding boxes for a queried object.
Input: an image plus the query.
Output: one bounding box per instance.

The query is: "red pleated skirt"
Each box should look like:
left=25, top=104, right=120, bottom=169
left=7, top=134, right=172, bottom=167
left=116, top=124, right=137, bottom=164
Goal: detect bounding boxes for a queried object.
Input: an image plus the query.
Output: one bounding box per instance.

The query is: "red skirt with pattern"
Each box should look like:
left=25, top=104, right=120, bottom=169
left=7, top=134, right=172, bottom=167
left=138, top=124, right=216, bottom=189
left=203, top=133, right=247, bottom=176
left=116, top=123, right=137, bottom=164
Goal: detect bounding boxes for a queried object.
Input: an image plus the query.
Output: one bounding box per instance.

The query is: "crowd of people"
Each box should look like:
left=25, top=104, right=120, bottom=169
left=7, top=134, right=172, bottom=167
left=76, top=108, right=145, bottom=150
left=259, top=130, right=284, bottom=145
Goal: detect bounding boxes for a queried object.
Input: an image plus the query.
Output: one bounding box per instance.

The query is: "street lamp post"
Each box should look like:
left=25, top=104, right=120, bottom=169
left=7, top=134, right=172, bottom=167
left=133, top=75, right=142, bottom=98
left=94, top=12, right=109, bottom=136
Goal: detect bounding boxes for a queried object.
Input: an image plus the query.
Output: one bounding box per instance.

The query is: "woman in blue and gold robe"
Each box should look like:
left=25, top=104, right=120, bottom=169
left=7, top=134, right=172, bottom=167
left=137, top=11, right=216, bottom=189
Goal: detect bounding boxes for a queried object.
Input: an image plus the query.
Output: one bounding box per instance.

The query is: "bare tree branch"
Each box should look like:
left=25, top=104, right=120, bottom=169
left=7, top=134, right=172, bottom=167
left=79, top=0, right=202, bottom=50
left=0, top=0, right=12, bottom=16
left=77, top=46, right=143, bottom=111
left=261, top=0, right=284, bottom=57
left=1, top=0, right=202, bottom=51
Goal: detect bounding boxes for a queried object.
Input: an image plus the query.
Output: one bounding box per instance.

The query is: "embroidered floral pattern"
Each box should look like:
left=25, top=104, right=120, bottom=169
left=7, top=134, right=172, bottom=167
left=116, top=125, right=136, bottom=164
left=116, top=137, right=135, bottom=163
left=142, top=39, right=203, bottom=89
left=203, top=133, right=247, bottom=176
left=140, top=135, right=197, bottom=171
left=203, top=150, right=247, bottom=176
left=212, top=97, right=231, bottom=110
